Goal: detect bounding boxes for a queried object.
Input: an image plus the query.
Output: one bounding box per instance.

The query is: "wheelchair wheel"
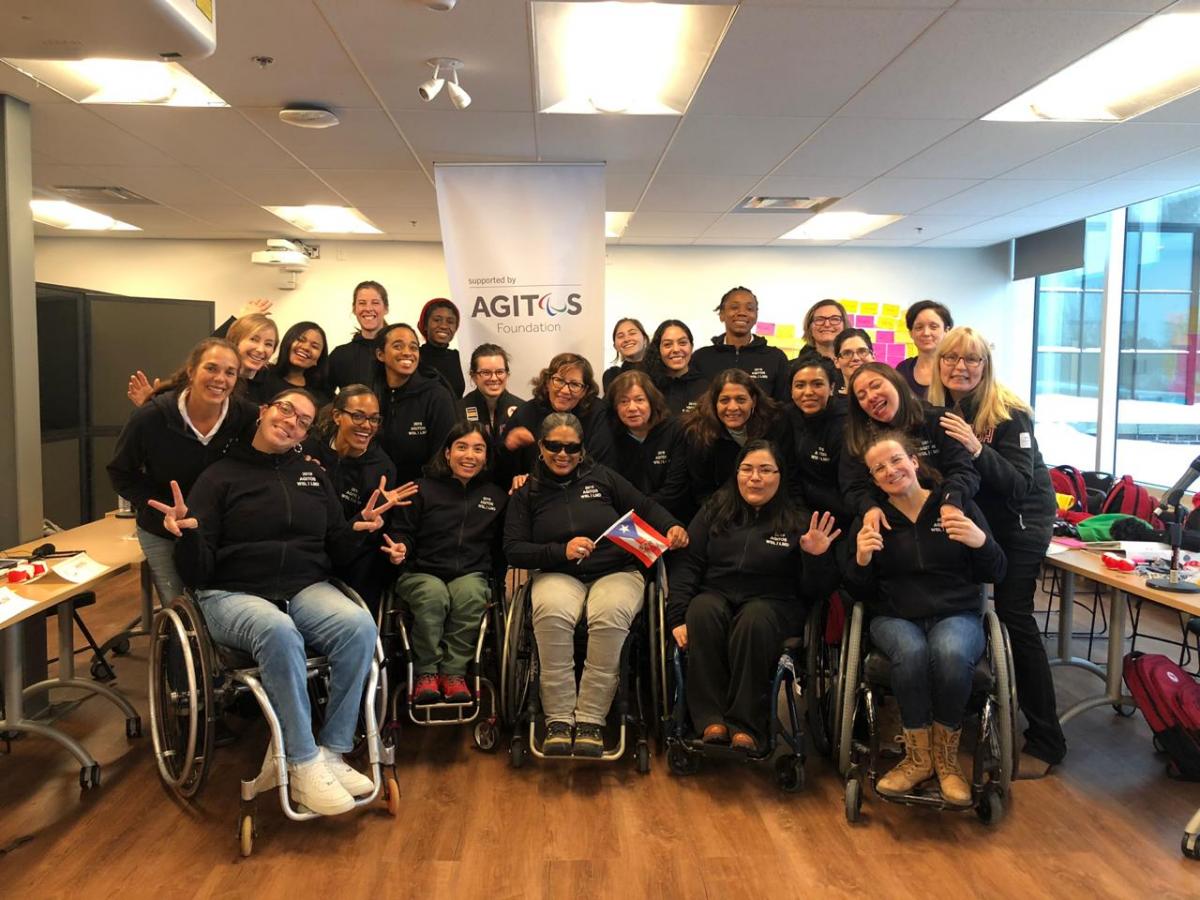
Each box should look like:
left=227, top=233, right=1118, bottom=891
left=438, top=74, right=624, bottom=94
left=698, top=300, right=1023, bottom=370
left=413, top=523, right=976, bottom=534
left=636, top=740, right=651, bottom=775
left=844, top=772, right=863, bottom=823
left=500, top=578, right=533, bottom=729
left=804, top=601, right=837, bottom=759
left=666, top=742, right=699, bottom=776
left=1183, top=831, right=1200, bottom=861
left=975, top=783, right=1004, bottom=826
left=775, top=754, right=805, bottom=794
left=239, top=814, right=255, bottom=858
left=509, top=735, right=526, bottom=769
left=148, top=594, right=217, bottom=799
left=474, top=719, right=499, bottom=752
left=836, top=602, right=864, bottom=777
left=985, top=610, right=1016, bottom=793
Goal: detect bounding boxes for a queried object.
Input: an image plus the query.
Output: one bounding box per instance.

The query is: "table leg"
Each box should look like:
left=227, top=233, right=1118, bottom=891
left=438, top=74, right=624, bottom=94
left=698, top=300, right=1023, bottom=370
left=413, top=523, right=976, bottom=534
left=1058, top=587, right=1138, bottom=725
left=1049, top=566, right=1106, bottom=681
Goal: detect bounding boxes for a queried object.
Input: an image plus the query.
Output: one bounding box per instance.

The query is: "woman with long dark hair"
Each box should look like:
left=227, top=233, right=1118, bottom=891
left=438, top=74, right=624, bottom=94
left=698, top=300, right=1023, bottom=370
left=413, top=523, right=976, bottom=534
left=642, top=319, right=707, bottom=416
left=602, top=317, right=649, bottom=392
left=272, top=320, right=332, bottom=406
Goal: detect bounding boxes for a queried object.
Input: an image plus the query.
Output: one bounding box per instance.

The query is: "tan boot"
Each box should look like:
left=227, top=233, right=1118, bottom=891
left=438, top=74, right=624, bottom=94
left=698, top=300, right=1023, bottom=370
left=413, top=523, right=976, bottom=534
left=876, top=727, right=933, bottom=796
left=932, top=722, right=972, bottom=807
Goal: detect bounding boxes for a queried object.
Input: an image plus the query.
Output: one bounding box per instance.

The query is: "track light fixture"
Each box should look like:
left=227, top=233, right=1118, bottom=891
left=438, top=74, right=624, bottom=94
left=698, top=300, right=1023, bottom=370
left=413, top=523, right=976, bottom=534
left=418, top=57, right=469, bottom=109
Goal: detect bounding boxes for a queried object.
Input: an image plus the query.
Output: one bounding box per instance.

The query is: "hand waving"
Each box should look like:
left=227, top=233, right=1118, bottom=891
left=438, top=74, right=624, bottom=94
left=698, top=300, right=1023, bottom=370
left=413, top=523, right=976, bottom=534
left=235, top=298, right=273, bottom=319
left=146, top=480, right=198, bottom=537
left=378, top=476, right=418, bottom=508
left=127, top=370, right=160, bottom=408
left=799, top=511, right=841, bottom=556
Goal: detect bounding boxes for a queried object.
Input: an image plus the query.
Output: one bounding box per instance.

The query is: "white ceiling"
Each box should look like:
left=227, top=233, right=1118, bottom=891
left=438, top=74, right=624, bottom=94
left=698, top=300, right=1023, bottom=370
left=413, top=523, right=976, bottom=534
left=4, top=0, right=1199, bottom=247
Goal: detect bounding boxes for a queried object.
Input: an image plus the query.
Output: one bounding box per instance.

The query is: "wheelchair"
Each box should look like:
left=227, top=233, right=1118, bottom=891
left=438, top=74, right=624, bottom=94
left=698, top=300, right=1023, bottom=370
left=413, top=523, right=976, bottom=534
left=834, top=598, right=1018, bottom=825
left=147, top=580, right=397, bottom=857
left=659, top=601, right=824, bottom=793
left=500, top=564, right=662, bottom=772
left=377, top=571, right=507, bottom=752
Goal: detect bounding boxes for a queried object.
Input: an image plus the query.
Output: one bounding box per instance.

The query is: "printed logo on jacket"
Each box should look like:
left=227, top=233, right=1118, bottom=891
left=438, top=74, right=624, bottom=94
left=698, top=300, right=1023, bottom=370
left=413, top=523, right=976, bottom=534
left=297, top=471, right=321, bottom=489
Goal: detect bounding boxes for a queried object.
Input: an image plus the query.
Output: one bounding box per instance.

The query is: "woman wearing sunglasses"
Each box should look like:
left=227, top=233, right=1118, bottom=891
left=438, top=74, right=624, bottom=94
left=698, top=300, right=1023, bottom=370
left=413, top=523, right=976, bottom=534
left=149, top=388, right=397, bottom=818
left=504, top=412, right=688, bottom=758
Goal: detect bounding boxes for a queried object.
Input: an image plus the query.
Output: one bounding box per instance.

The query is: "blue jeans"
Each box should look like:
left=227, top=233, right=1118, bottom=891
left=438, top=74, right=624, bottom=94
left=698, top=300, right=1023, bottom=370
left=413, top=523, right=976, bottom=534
left=137, top=527, right=184, bottom=606
left=196, top=582, right=376, bottom=764
left=869, top=611, right=984, bottom=730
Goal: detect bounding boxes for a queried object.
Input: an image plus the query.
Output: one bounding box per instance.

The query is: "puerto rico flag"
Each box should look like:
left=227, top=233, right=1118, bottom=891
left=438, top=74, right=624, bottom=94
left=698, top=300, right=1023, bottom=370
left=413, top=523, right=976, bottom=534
left=600, top=509, right=669, bottom=567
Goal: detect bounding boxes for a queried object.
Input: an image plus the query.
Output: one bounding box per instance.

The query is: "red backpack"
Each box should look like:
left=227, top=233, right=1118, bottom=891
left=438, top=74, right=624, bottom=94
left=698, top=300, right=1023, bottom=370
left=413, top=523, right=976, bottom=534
left=1048, top=465, right=1088, bottom=516
left=1100, top=475, right=1162, bottom=528
left=1123, top=652, right=1200, bottom=780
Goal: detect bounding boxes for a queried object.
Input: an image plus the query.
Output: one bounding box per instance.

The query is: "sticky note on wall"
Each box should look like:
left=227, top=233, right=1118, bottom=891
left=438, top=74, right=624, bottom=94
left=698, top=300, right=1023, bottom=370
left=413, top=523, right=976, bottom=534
left=882, top=303, right=901, bottom=318
left=875, top=330, right=895, bottom=343
left=777, top=324, right=796, bottom=341
left=857, top=315, right=875, bottom=328
left=842, top=300, right=859, bottom=313
left=756, top=321, right=776, bottom=336
left=860, top=302, right=879, bottom=315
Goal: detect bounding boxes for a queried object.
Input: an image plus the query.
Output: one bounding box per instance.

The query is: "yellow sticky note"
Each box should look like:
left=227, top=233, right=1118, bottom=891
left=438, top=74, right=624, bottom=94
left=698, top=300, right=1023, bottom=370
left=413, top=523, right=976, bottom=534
left=882, top=303, right=901, bottom=318
left=842, top=300, right=859, bottom=313
left=877, top=317, right=897, bottom=330
left=860, top=302, right=879, bottom=315
left=905, top=343, right=918, bottom=357
left=896, top=328, right=911, bottom=343
left=777, top=324, right=796, bottom=341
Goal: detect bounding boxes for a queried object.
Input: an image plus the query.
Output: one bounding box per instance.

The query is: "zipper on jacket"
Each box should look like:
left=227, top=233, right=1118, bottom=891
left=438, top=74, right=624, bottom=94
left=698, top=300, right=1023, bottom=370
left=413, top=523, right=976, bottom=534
left=456, top=480, right=468, bottom=576
left=275, top=464, right=291, bottom=588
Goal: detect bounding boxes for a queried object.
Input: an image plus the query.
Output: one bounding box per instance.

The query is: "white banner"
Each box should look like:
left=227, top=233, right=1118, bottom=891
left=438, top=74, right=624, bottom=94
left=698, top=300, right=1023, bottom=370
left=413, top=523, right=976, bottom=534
left=435, top=163, right=606, bottom=396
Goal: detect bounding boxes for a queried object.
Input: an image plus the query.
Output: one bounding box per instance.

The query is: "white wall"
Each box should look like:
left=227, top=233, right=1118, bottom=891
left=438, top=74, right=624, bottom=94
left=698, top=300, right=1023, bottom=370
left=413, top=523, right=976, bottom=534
left=34, top=237, right=1029, bottom=389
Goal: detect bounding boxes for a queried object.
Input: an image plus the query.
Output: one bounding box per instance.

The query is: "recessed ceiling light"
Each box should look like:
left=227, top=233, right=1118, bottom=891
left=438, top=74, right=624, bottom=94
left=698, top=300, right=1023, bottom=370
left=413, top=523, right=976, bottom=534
left=778, top=212, right=903, bottom=241
left=605, top=211, right=632, bottom=238
left=985, top=0, right=1200, bottom=123
left=31, top=199, right=140, bottom=231
left=1, top=57, right=227, bottom=106
left=278, top=105, right=340, bottom=129
left=532, top=2, right=735, bottom=116
left=737, top=196, right=839, bottom=213
left=263, top=205, right=382, bottom=234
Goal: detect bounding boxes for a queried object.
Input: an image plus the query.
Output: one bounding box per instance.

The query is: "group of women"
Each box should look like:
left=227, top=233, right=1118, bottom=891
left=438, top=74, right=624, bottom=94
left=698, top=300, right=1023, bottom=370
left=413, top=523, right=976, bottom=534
left=108, top=281, right=1066, bottom=816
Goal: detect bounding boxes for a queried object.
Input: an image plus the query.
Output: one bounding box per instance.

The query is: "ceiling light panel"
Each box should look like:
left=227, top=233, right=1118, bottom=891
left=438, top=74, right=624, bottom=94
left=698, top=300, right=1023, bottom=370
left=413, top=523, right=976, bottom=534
left=31, top=199, right=141, bottom=231
left=533, top=2, right=735, bottom=116
left=985, top=0, right=1200, bottom=123
left=778, top=212, right=903, bottom=241
left=263, top=205, right=382, bottom=234
left=605, top=211, right=632, bottom=238
left=2, top=58, right=227, bottom=106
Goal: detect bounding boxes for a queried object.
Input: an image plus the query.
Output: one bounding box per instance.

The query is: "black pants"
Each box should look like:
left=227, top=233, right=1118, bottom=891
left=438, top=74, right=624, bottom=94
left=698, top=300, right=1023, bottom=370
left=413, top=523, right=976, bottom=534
left=336, top=547, right=392, bottom=619
left=684, top=593, right=804, bottom=742
left=994, top=528, right=1067, bottom=764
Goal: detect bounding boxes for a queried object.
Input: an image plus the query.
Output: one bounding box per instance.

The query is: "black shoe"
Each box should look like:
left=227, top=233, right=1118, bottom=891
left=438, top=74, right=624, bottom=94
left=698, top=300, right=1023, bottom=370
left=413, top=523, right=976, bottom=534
left=543, top=721, right=573, bottom=756
left=573, top=723, right=605, bottom=758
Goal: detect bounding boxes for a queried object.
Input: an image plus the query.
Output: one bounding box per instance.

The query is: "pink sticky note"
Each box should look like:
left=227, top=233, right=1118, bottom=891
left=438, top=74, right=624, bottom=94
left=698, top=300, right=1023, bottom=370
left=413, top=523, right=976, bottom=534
left=858, top=314, right=875, bottom=328
left=756, top=321, right=776, bottom=336
left=887, top=345, right=907, bottom=364
left=875, top=330, right=895, bottom=343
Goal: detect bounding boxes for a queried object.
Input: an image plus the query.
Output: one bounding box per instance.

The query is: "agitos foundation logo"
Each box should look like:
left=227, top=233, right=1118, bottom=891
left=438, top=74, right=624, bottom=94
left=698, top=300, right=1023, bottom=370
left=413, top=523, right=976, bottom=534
left=470, top=289, right=582, bottom=334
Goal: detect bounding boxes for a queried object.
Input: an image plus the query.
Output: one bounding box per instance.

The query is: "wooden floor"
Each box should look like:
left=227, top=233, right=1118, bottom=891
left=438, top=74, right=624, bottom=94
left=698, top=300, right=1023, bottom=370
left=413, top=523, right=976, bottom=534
left=3, top=570, right=1200, bottom=899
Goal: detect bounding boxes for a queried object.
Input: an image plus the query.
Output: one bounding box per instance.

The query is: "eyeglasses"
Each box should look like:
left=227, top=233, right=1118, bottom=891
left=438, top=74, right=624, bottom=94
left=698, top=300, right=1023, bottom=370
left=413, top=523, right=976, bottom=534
left=541, top=439, right=583, bottom=455
left=474, top=368, right=508, bottom=379
left=549, top=374, right=586, bottom=394
left=812, top=315, right=844, bottom=327
left=737, top=465, right=780, bottom=478
left=338, top=409, right=383, bottom=427
left=940, top=353, right=984, bottom=369
left=271, top=399, right=314, bottom=430
left=838, top=347, right=873, bottom=361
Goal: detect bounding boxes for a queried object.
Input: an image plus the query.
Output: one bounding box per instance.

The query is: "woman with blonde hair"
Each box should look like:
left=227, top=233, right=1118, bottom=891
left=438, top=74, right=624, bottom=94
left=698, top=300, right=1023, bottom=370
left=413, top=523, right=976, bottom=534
left=930, top=326, right=1065, bottom=777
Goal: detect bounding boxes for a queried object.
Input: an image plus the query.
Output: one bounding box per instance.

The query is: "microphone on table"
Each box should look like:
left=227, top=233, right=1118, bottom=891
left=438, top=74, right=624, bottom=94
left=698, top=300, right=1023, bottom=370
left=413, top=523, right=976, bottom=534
left=1154, top=455, right=1200, bottom=519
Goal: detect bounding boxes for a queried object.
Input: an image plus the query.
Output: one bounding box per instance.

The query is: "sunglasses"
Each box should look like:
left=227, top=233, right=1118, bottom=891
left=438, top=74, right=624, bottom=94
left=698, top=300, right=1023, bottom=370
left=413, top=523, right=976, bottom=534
left=541, top=439, right=583, bottom=455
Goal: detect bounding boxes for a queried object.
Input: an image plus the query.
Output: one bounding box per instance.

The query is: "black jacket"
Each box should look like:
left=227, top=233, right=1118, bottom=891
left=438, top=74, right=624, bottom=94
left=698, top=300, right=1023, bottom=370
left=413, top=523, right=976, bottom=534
left=376, top=372, right=457, bottom=485
left=421, top=344, right=465, bottom=398
left=793, top=345, right=845, bottom=393
left=503, top=457, right=680, bottom=581
left=328, top=332, right=380, bottom=392
left=655, top=368, right=708, bottom=417
left=175, top=442, right=367, bottom=602
left=107, top=391, right=257, bottom=541
left=839, top=407, right=980, bottom=517
left=602, top=359, right=640, bottom=393
left=786, top=404, right=850, bottom=528
left=241, top=369, right=284, bottom=406
left=692, top=334, right=790, bottom=403
left=458, top=388, right=524, bottom=442
left=302, top=438, right=397, bottom=522
left=667, top=503, right=839, bottom=629
left=842, top=494, right=1006, bottom=621
left=685, top=416, right=791, bottom=506
left=507, top=396, right=615, bottom=472
left=953, top=395, right=1056, bottom=540
left=388, top=473, right=508, bottom=581
left=612, top=417, right=692, bottom=522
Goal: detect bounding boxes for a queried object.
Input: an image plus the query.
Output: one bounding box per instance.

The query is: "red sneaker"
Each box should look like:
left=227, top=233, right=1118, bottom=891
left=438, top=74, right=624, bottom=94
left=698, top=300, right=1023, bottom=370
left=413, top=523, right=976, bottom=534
left=413, top=673, right=441, bottom=705
left=441, top=674, right=472, bottom=704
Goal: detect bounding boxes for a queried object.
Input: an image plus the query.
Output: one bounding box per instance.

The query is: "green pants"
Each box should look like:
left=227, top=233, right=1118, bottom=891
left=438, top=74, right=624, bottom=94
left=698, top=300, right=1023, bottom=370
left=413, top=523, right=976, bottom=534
left=394, top=571, right=490, bottom=676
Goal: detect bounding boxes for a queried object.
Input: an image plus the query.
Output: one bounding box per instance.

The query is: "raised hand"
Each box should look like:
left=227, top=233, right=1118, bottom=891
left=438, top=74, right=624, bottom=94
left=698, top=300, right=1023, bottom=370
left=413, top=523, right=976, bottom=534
left=504, top=426, right=535, bottom=452
left=127, top=370, right=159, bottom=408
left=800, top=511, right=842, bottom=556
left=939, top=412, right=982, bottom=457
left=941, top=506, right=986, bottom=549
left=380, top=534, right=407, bottom=565
left=354, top=488, right=399, bottom=532
left=235, top=297, right=273, bottom=319
left=855, top=521, right=884, bottom=566
left=146, top=480, right=198, bottom=537
left=378, top=476, right=418, bottom=508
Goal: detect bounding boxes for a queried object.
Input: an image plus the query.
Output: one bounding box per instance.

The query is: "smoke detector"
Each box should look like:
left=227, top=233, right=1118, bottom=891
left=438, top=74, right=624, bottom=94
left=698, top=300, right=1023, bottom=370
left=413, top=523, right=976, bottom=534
left=278, top=105, right=340, bottom=129
left=417, top=0, right=457, bottom=9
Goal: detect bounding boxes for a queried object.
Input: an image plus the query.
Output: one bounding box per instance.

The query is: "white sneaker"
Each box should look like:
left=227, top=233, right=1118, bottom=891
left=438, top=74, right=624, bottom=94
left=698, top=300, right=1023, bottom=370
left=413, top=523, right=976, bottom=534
left=252, top=744, right=284, bottom=793
left=288, top=757, right=355, bottom=816
left=320, top=747, right=374, bottom=797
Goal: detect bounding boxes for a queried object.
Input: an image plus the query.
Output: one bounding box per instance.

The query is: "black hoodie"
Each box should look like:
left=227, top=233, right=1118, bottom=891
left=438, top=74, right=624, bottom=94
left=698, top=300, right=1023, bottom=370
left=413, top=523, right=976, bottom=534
left=174, top=442, right=367, bottom=603
left=107, top=391, right=257, bottom=541
left=602, top=359, right=640, bottom=394
left=504, top=457, right=680, bottom=581
left=842, top=493, right=1006, bottom=621
left=691, top=334, right=791, bottom=403
left=302, top=438, right=398, bottom=522
left=389, top=473, right=508, bottom=581
left=654, top=368, right=708, bottom=417
left=376, top=372, right=457, bottom=484
left=666, top=503, right=839, bottom=629
left=685, top=416, right=791, bottom=507
left=613, top=417, right=692, bottom=522
left=421, top=343, right=466, bottom=398
left=328, top=332, right=381, bottom=392
left=506, top=396, right=615, bottom=472
left=786, top=403, right=850, bottom=528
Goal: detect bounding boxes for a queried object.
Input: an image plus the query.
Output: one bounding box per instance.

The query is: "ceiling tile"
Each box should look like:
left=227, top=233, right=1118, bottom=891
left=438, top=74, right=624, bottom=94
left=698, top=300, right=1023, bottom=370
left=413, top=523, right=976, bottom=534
left=918, top=179, right=1089, bottom=217
left=354, top=207, right=441, bottom=238
left=202, top=168, right=344, bottom=206
left=889, top=121, right=1108, bottom=179
left=866, top=214, right=988, bottom=240
left=639, top=174, right=762, bottom=214
left=847, top=238, right=922, bottom=247
left=753, top=174, right=873, bottom=199
left=537, top=116, right=677, bottom=174
left=692, top=237, right=775, bottom=246
left=700, top=213, right=812, bottom=240
left=0, top=63, right=72, bottom=105
left=690, top=7, right=945, bottom=116
left=838, top=177, right=982, bottom=214
left=314, top=170, right=436, bottom=207
left=1018, top=177, right=1200, bottom=219
left=243, top=107, right=422, bottom=170
left=58, top=165, right=248, bottom=207
left=937, top=214, right=1078, bottom=242
left=605, top=173, right=651, bottom=210
left=623, top=212, right=721, bottom=238
left=620, top=236, right=698, bottom=246
left=31, top=105, right=177, bottom=167
left=919, top=238, right=1002, bottom=248
left=771, top=118, right=968, bottom=178
left=391, top=110, right=537, bottom=162
left=839, top=8, right=1149, bottom=120
left=179, top=203, right=303, bottom=233
left=657, top=116, right=826, bottom=176
left=1004, top=123, right=1200, bottom=181
left=93, top=107, right=300, bottom=168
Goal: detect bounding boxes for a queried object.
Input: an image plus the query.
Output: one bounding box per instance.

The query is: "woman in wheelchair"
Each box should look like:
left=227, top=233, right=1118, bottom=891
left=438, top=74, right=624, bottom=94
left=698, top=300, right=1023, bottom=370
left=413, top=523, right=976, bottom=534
left=503, top=412, right=688, bottom=757
left=149, top=388, right=397, bottom=816
left=382, top=421, right=508, bottom=704
left=844, top=432, right=1006, bottom=806
left=667, top=440, right=840, bottom=751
